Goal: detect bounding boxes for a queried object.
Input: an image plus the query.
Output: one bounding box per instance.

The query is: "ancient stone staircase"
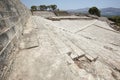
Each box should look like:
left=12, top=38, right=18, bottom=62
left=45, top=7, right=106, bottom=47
left=0, top=0, right=120, bottom=80
left=7, top=16, right=120, bottom=80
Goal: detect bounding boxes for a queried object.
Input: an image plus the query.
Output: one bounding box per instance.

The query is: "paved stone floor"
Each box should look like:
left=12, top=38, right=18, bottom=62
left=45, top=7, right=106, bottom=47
left=8, top=16, right=120, bottom=80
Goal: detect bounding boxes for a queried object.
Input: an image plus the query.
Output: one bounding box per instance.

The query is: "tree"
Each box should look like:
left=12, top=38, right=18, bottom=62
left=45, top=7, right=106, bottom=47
left=39, top=5, right=47, bottom=11
left=47, top=5, right=51, bottom=11
left=31, top=6, right=37, bottom=15
left=88, top=7, right=101, bottom=17
left=31, top=6, right=37, bottom=11
left=50, top=5, right=57, bottom=11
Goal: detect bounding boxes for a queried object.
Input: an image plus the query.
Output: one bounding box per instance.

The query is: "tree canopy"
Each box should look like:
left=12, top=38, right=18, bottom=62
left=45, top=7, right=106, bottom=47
left=39, top=5, right=47, bottom=11
left=31, top=6, right=37, bottom=11
left=50, top=5, right=57, bottom=11
left=88, top=7, right=101, bottom=17
left=31, top=4, right=57, bottom=11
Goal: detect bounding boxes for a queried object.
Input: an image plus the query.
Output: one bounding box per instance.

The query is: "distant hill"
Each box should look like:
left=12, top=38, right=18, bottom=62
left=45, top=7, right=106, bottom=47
left=101, top=7, right=120, bottom=16
left=67, top=7, right=120, bottom=16
left=67, top=8, right=89, bottom=13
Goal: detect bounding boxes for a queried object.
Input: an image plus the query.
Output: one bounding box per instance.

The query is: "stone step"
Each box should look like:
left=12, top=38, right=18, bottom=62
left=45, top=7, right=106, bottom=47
left=55, top=31, right=85, bottom=59
left=45, top=24, right=85, bottom=59
left=47, top=30, right=72, bottom=55
left=63, top=30, right=120, bottom=71
left=85, top=54, right=98, bottom=62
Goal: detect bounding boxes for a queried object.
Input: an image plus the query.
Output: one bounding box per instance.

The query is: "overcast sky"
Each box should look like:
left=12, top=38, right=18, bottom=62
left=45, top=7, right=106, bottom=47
left=20, top=0, right=120, bottom=10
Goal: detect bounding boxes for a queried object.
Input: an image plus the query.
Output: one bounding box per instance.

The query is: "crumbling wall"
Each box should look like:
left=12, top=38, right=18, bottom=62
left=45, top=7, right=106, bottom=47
left=0, top=0, right=31, bottom=79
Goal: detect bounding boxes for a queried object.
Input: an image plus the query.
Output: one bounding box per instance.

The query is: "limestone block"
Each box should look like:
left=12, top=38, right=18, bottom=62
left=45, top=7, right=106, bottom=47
left=0, top=34, right=9, bottom=46
left=9, top=16, right=18, bottom=22
left=20, top=33, right=39, bottom=49
left=0, top=43, right=3, bottom=51
left=85, top=54, right=98, bottom=62
left=0, top=12, right=10, bottom=18
left=6, top=27, right=15, bottom=40
left=0, top=14, right=2, bottom=18
left=0, top=19, right=6, bottom=30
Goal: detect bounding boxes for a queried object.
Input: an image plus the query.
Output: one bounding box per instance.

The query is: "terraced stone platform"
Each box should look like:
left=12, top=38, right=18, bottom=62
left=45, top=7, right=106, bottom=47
left=8, top=16, right=120, bottom=80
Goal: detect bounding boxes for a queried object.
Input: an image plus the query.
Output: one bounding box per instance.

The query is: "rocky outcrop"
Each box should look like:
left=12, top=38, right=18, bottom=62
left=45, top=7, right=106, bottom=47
left=0, top=0, right=31, bottom=79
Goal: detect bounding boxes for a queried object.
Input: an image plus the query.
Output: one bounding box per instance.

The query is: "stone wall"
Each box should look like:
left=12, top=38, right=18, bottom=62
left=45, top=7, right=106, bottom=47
left=0, top=0, right=31, bottom=79
left=33, top=11, right=56, bottom=18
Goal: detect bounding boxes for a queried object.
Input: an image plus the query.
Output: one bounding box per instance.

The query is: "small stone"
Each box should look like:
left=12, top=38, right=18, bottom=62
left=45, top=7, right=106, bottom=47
left=85, top=54, right=98, bottom=62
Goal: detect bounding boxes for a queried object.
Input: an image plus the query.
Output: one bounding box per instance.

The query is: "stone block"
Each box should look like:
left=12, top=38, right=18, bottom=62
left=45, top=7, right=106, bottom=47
left=0, top=34, right=9, bottom=46
left=9, top=16, right=18, bottom=22
left=6, top=27, right=15, bottom=40
left=0, top=12, right=9, bottom=18
left=0, top=43, right=3, bottom=51
left=0, top=19, right=6, bottom=30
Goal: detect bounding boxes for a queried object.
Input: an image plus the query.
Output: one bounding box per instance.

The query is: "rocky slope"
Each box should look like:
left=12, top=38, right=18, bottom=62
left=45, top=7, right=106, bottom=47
left=0, top=0, right=31, bottom=79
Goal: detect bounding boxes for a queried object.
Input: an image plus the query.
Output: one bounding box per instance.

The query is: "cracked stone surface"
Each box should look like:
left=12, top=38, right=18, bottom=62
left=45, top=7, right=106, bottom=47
left=8, top=16, right=120, bottom=80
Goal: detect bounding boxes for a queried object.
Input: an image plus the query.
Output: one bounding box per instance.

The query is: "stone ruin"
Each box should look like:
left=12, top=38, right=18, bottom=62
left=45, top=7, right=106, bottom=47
left=0, top=0, right=120, bottom=80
